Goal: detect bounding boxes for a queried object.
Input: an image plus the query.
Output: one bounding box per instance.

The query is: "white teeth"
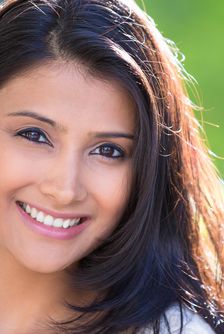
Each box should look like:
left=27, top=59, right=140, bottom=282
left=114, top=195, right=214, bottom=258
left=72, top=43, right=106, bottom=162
left=53, top=218, right=63, bottom=228
left=74, top=218, right=81, bottom=225
left=31, top=207, right=37, bottom=219
left=70, top=219, right=76, bottom=227
left=63, top=219, right=70, bottom=229
left=36, top=211, right=44, bottom=223
left=21, top=202, right=82, bottom=228
left=43, top=215, right=54, bottom=226
left=26, top=204, right=31, bottom=214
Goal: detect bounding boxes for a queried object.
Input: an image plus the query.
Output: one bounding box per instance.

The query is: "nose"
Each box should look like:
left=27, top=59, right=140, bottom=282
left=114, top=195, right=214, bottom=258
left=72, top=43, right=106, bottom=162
left=39, top=152, right=87, bottom=206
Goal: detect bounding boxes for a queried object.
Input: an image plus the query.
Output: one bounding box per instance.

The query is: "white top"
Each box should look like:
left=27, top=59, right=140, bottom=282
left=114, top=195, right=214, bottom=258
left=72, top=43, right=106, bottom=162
left=138, top=304, right=216, bottom=334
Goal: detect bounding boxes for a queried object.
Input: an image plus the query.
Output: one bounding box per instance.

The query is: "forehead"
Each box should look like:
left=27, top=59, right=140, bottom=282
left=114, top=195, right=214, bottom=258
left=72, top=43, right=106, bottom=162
left=0, top=61, right=136, bottom=133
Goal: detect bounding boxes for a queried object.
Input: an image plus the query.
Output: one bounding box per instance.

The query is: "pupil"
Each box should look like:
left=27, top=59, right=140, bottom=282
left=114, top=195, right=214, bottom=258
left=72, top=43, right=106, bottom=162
left=29, top=132, right=39, bottom=140
left=102, top=146, right=113, bottom=156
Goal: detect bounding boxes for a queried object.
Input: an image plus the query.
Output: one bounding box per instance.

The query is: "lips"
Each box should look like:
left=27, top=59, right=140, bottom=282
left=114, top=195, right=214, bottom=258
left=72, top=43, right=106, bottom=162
left=17, top=201, right=84, bottom=229
left=16, top=201, right=89, bottom=240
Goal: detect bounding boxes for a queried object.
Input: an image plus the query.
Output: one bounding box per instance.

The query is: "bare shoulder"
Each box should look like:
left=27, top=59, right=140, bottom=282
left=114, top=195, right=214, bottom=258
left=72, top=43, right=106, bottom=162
left=137, top=304, right=216, bottom=334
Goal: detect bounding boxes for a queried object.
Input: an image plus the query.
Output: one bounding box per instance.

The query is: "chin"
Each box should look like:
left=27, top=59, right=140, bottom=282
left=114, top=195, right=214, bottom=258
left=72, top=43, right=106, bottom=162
left=9, top=250, right=77, bottom=274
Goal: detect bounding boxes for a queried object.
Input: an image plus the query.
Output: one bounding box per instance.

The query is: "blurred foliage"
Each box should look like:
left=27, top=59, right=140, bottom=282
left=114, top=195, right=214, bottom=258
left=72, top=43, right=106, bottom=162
left=136, top=0, right=224, bottom=177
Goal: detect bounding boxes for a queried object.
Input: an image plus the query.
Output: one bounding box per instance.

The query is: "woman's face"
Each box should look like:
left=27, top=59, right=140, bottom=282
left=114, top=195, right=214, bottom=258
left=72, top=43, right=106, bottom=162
left=0, top=62, right=135, bottom=273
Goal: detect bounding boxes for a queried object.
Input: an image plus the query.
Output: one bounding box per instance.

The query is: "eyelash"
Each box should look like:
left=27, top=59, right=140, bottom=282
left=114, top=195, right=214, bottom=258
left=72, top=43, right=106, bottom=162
left=15, top=128, right=125, bottom=159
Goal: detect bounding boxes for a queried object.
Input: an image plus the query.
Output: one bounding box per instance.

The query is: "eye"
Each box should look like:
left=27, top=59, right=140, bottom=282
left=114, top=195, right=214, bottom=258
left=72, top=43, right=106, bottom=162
left=15, top=127, right=53, bottom=147
left=90, top=143, right=125, bottom=159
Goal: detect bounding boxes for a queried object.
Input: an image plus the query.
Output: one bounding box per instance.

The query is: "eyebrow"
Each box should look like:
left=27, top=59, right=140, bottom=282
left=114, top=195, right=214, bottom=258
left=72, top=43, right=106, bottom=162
left=7, top=111, right=67, bottom=132
left=7, top=110, right=134, bottom=140
left=94, top=132, right=134, bottom=140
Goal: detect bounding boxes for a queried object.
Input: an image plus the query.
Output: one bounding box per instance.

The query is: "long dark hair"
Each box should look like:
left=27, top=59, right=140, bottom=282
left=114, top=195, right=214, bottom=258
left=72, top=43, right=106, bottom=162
left=0, top=0, right=223, bottom=333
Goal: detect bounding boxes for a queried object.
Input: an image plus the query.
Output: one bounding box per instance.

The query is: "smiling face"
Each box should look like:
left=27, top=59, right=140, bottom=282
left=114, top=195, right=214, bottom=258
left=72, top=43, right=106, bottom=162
left=0, top=62, right=135, bottom=273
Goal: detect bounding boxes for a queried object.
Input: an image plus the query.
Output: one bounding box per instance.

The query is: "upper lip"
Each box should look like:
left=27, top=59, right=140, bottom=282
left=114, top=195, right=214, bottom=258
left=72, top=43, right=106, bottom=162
left=17, top=201, right=89, bottom=220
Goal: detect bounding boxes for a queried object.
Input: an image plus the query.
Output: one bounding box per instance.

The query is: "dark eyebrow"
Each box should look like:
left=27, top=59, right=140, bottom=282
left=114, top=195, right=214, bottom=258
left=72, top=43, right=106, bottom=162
left=94, top=132, right=134, bottom=140
left=7, top=111, right=67, bottom=132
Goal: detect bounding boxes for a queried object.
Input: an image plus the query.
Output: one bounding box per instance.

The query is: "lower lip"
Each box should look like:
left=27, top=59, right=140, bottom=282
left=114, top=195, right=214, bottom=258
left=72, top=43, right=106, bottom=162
left=16, top=202, right=89, bottom=241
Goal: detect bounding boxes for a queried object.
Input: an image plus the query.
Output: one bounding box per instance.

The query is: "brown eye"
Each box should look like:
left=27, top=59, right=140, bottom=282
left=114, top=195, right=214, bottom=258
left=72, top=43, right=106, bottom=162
left=16, top=127, right=53, bottom=147
left=90, top=143, right=125, bottom=159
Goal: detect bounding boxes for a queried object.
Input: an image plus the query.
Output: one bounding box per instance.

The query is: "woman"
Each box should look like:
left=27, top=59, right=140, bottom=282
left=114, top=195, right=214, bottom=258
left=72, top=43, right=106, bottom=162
left=0, top=0, right=223, bottom=333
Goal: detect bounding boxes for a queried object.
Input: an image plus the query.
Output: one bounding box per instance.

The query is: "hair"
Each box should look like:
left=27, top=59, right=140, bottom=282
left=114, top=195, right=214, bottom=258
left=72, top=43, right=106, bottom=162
left=0, top=0, right=224, bottom=333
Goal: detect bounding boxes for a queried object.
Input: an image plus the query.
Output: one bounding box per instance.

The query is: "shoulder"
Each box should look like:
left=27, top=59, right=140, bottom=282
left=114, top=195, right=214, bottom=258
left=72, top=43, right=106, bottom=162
left=138, top=304, right=216, bottom=334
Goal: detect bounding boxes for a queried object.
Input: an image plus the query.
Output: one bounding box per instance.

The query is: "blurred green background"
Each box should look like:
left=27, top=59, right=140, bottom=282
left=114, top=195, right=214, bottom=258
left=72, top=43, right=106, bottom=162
left=136, top=0, right=224, bottom=177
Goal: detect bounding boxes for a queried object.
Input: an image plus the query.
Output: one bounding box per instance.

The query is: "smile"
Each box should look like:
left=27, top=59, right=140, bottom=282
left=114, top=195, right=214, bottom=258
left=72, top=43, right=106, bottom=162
left=18, top=201, right=83, bottom=229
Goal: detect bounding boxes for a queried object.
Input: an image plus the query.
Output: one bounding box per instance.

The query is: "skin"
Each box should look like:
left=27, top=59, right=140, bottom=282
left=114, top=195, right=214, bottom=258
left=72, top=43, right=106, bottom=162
left=0, top=62, right=135, bottom=332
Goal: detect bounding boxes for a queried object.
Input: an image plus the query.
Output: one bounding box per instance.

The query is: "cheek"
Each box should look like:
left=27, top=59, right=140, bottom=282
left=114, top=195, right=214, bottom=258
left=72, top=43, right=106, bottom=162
left=0, top=146, right=40, bottom=198
left=91, top=163, right=132, bottom=228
